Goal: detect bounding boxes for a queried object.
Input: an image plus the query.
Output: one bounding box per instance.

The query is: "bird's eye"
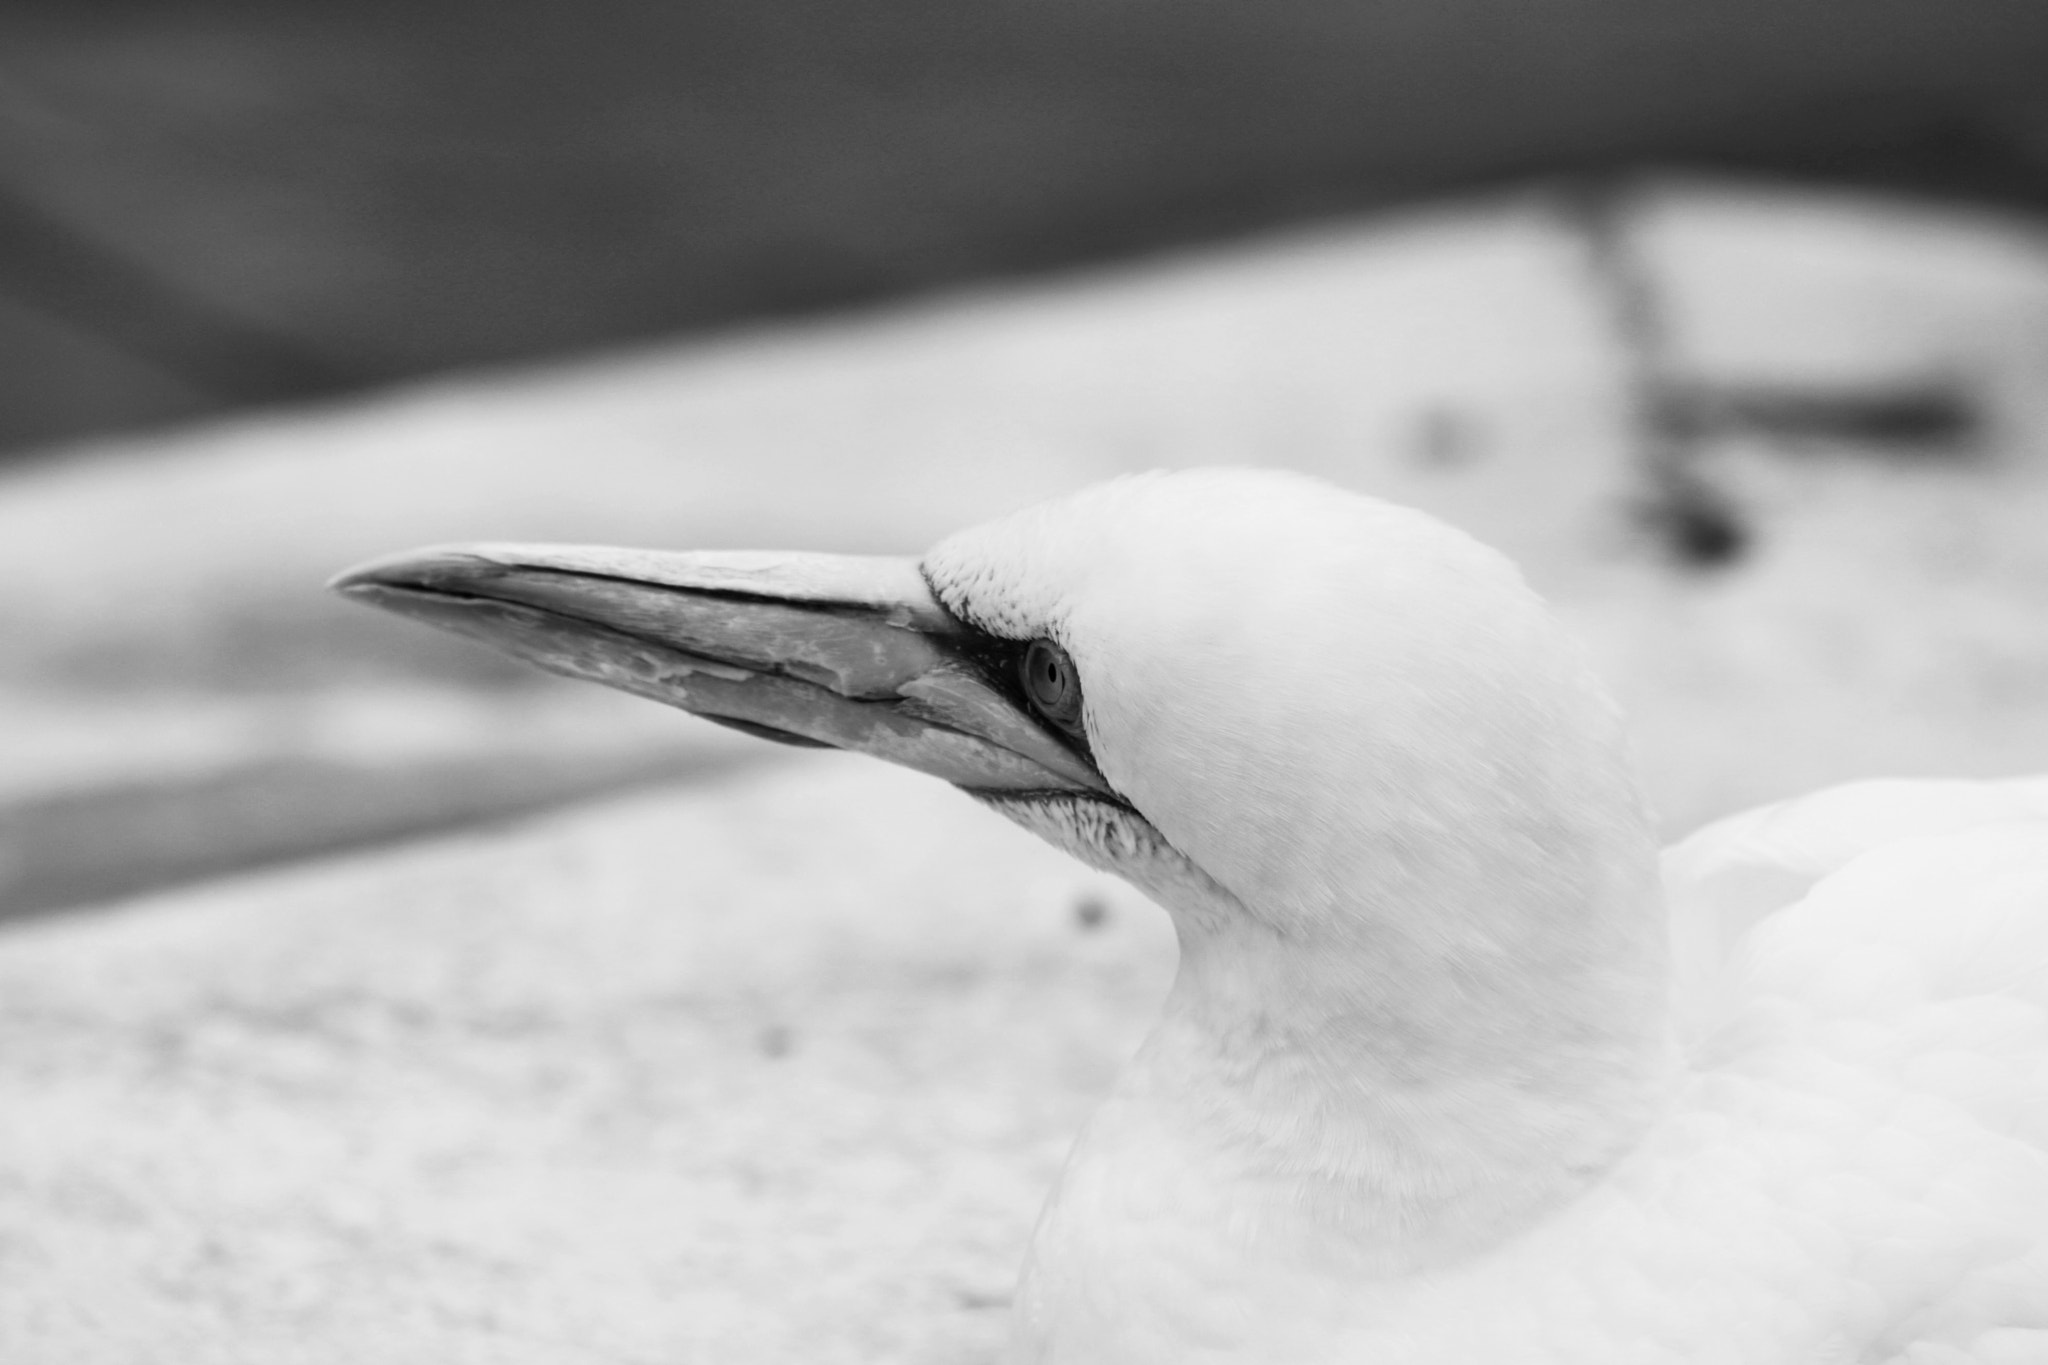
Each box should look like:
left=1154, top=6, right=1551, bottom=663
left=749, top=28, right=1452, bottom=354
left=1020, top=638, right=1085, bottom=736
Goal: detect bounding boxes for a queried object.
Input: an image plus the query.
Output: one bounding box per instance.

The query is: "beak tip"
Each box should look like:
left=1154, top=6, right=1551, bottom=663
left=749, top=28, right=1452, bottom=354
left=326, top=565, right=377, bottom=597
left=327, top=546, right=503, bottom=603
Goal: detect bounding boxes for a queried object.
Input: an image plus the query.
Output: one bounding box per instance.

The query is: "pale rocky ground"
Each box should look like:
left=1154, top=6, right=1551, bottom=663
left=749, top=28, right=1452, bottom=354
left=0, top=761, right=1167, bottom=1364
left=3, top=182, right=2048, bottom=1359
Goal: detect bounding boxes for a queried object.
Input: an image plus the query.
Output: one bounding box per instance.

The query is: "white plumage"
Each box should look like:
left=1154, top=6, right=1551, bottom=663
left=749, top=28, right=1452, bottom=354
left=919, top=473, right=2048, bottom=1364
left=341, top=468, right=2048, bottom=1364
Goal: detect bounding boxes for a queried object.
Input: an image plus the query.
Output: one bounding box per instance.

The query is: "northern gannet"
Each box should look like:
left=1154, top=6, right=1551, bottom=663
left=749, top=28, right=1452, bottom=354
left=335, top=469, right=2048, bottom=1363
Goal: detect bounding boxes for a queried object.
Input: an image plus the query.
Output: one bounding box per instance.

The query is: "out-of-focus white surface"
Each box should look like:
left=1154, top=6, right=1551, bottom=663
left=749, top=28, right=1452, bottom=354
left=1641, top=190, right=2048, bottom=434
left=0, top=759, right=1171, bottom=1364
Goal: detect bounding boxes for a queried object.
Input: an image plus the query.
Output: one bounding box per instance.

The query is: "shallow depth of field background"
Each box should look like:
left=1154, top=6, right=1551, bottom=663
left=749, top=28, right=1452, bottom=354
left=3, top=4, right=2048, bottom=1359
left=6, top=0, right=2047, bottom=457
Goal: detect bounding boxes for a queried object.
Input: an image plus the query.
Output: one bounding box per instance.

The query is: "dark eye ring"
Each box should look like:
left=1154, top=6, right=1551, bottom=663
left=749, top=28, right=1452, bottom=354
left=1020, top=638, right=1085, bottom=735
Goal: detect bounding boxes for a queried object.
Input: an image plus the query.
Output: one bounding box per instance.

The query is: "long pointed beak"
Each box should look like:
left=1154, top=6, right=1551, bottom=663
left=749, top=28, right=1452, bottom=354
left=329, top=544, right=1110, bottom=798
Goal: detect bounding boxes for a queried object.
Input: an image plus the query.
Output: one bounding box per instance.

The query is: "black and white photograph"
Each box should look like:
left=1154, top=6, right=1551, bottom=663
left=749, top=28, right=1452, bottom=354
left=3, top=2, right=2047, bottom=1360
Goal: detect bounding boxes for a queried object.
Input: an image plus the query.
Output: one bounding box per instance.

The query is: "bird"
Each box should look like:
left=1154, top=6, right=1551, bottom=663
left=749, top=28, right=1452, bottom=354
left=334, top=468, right=2048, bottom=1364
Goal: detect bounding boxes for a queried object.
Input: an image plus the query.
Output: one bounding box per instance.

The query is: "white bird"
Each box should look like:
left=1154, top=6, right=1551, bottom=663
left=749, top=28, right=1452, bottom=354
left=336, top=469, right=2048, bottom=1364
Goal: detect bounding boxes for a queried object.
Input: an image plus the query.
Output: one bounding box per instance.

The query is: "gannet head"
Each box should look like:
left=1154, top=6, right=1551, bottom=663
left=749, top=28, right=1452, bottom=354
left=920, top=471, right=1657, bottom=951
left=335, top=468, right=1672, bottom=1298
left=334, top=469, right=1653, bottom=946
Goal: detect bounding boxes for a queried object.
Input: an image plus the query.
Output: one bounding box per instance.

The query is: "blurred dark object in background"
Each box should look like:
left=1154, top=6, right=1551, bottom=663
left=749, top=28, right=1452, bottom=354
left=0, top=0, right=2044, bottom=457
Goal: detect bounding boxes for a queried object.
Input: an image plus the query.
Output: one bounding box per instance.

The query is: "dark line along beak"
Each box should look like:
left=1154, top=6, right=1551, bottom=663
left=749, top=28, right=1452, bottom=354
left=328, top=543, right=1112, bottom=799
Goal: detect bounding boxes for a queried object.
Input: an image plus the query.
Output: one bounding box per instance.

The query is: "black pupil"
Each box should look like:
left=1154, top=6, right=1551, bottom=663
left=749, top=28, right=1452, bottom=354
left=1024, top=640, right=1080, bottom=726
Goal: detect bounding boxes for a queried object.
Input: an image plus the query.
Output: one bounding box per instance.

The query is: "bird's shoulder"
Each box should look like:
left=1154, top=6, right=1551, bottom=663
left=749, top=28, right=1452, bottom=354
left=1663, top=775, right=2048, bottom=1043
left=1629, top=774, right=2048, bottom=1357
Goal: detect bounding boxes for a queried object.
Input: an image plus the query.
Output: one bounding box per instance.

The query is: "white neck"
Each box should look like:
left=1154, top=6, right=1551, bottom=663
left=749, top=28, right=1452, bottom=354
left=1139, top=870, right=1675, bottom=1273
left=1019, top=754, right=1676, bottom=1325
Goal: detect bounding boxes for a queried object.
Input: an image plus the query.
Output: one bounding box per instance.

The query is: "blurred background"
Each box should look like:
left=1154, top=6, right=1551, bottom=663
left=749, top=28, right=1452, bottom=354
left=5, top=0, right=2048, bottom=916
left=5, top=0, right=2047, bottom=456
